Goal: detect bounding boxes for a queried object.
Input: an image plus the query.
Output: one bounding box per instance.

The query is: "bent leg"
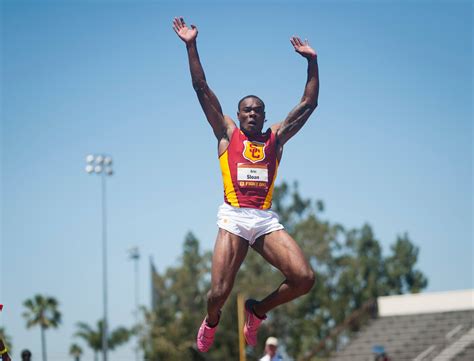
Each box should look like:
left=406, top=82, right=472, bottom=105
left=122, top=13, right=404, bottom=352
left=206, top=228, right=249, bottom=325
left=251, top=229, right=315, bottom=316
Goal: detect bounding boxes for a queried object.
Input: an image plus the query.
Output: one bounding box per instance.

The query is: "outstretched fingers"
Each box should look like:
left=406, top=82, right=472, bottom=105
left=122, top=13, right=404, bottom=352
left=172, top=16, right=198, bottom=41
left=172, top=17, right=180, bottom=34
left=290, top=35, right=304, bottom=48
left=172, top=16, right=189, bottom=33
left=290, top=36, right=296, bottom=48
left=172, top=17, right=179, bottom=29
left=290, top=35, right=316, bottom=59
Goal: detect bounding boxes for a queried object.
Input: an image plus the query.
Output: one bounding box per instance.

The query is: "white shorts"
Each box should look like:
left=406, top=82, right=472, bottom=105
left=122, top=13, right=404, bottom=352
left=216, top=203, right=284, bottom=245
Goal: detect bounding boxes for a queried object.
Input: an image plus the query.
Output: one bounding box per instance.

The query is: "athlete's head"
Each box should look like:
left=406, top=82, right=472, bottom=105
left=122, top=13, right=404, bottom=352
left=237, top=95, right=266, bottom=136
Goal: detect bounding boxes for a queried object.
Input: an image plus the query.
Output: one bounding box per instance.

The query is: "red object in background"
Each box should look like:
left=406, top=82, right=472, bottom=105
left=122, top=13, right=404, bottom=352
left=0, top=304, right=3, bottom=311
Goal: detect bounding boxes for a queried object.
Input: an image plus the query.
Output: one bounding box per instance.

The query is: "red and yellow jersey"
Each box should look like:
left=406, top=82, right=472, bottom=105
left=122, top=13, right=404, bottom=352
left=219, top=128, right=279, bottom=210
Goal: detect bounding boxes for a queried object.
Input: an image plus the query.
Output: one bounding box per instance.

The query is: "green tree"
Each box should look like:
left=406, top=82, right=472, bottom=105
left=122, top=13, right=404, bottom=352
left=385, top=233, right=428, bottom=294
left=75, top=322, right=100, bottom=361
left=75, top=320, right=131, bottom=361
left=69, top=343, right=83, bottom=361
left=22, top=295, right=61, bottom=361
left=140, top=232, right=209, bottom=361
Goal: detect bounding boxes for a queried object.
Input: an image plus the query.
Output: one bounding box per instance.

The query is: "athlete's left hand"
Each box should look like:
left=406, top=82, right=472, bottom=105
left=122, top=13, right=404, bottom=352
left=290, top=36, right=317, bottom=60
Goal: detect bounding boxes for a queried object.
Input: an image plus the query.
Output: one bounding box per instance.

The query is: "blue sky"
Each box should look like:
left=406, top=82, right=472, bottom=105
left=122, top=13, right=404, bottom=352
left=1, top=0, right=472, bottom=360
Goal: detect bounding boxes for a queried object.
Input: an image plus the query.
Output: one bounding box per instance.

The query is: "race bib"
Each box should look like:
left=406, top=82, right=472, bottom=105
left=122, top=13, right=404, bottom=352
left=237, top=163, right=268, bottom=188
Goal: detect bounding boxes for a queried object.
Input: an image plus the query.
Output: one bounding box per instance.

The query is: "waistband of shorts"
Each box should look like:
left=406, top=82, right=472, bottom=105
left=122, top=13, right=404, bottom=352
left=219, top=202, right=277, bottom=216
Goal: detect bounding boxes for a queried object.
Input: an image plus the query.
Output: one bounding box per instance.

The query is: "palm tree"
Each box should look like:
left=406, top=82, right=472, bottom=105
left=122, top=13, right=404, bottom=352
left=22, top=295, right=61, bottom=361
left=75, top=320, right=131, bottom=361
left=69, top=343, right=83, bottom=361
left=75, top=322, right=100, bottom=361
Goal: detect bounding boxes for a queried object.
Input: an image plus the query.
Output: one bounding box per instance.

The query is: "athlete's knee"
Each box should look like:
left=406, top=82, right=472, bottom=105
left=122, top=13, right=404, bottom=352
left=302, top=269, right=316, bottom=293
left=207, top=282, right=232, bottom=304
left=295, top=269, right=315, bottom=295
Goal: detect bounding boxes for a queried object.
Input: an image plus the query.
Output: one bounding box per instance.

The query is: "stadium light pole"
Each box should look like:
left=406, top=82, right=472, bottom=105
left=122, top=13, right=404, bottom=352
left=85, top=154, right=113, bottom=361
left=128, top=246, right=140, bottom=361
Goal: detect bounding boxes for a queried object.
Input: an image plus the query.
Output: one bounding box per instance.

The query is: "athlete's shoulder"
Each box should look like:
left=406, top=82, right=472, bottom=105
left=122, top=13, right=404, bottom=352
left=270, top=123, right=281, bottom=134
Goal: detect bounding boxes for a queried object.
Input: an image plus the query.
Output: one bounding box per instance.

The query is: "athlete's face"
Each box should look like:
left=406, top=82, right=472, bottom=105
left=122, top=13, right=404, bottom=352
left=237, top=97, right=265, bottom=136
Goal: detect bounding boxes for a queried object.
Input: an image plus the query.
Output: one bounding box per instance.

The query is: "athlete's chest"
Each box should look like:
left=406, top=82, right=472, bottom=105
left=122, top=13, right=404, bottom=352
left=228, top=132, right=276, bottom=189
left=230, top=131, right=275, bottom=164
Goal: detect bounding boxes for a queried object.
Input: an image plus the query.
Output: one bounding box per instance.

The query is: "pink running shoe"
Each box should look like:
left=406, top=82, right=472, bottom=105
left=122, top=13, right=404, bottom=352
left=196, top=314, right=220, bottom=352
left=243, top=299, right=266, bottom=346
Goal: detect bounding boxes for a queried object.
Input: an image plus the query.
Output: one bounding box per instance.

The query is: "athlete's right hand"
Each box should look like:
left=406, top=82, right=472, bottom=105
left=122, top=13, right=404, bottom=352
left=173, top=17, right=198, bottom=44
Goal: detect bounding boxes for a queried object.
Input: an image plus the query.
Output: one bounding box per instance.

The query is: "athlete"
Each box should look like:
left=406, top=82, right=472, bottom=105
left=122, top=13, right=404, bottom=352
left=173, top=17, right=319, bottom=352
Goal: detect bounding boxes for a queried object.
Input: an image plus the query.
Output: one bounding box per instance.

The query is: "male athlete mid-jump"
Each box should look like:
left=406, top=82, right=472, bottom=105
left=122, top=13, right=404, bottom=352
left=173, top=17, right=320, bottom=352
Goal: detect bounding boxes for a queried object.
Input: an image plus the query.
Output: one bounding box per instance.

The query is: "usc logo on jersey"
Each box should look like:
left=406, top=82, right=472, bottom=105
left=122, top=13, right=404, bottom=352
left=242, top=140, right=266, bottom=163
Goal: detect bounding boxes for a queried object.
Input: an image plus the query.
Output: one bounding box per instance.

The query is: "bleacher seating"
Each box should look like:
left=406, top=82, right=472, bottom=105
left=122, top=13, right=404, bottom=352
left=329, top=290, right=474, bottom=361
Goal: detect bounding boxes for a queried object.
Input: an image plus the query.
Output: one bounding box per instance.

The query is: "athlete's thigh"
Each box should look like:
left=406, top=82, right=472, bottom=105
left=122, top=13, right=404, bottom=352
left=252, top=229, right=311, bottom=279
left=211, top=228, right=249, bottom=286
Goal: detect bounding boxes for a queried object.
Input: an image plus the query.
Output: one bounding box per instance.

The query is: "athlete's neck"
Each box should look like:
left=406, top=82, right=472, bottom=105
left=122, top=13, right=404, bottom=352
left=240, top=127, right=264, bottom=138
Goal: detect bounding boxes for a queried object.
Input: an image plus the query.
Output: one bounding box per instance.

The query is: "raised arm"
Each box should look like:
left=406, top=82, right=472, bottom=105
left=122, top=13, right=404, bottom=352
left=172, top=17, right=234, bottom=140
left=273, top=36, right=319, bottom=146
